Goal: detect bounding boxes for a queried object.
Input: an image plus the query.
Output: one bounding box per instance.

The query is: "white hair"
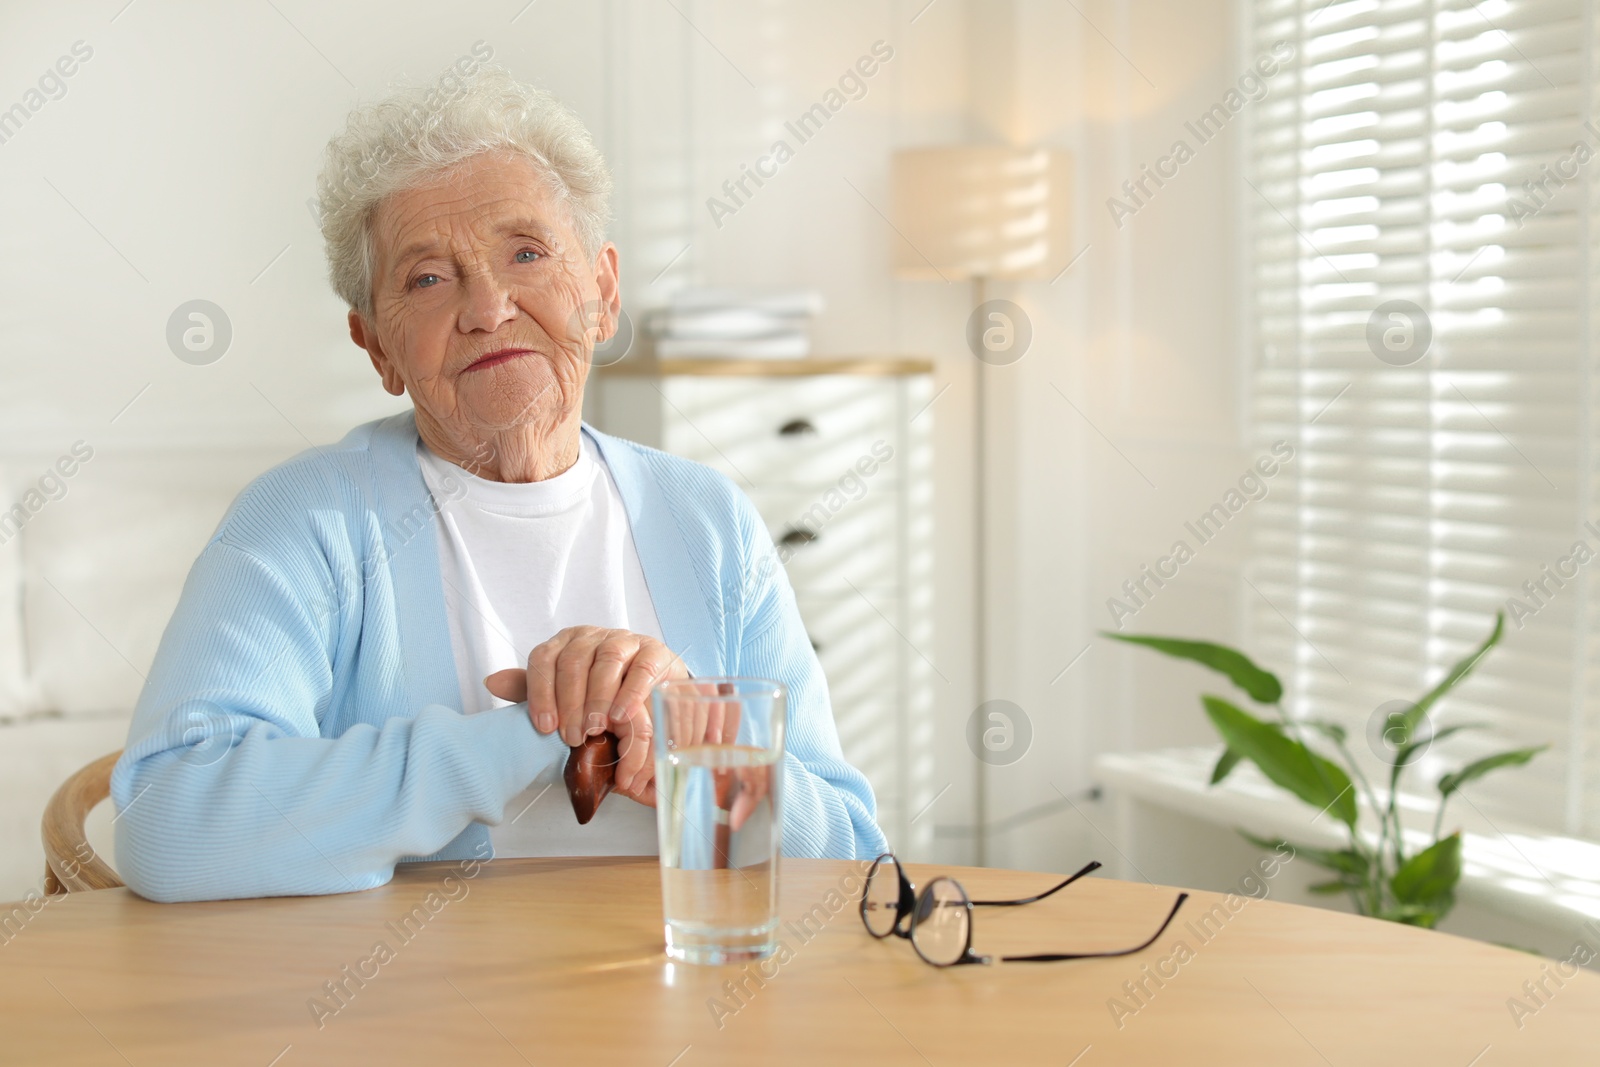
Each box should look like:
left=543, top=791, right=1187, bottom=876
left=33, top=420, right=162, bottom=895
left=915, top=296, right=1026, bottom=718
left=315, top=63, right=613, bottom=317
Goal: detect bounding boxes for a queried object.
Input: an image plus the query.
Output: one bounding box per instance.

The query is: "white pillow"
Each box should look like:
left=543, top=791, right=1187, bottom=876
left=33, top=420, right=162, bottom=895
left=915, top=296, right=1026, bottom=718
left=0, top=462, right=41, bottom=721
left=21, top=448, right=282, bottom=717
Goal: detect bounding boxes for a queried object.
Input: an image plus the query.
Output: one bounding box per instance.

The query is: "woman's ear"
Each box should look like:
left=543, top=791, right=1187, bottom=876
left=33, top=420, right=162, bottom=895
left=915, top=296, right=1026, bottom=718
left=349, top=309, right=405, bottom=396
left=591, top=242, right=621, bottom=342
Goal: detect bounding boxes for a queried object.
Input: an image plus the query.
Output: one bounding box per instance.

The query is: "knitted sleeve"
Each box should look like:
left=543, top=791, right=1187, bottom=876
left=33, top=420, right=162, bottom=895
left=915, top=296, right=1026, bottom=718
left=110, top=538, right=560, bottom=902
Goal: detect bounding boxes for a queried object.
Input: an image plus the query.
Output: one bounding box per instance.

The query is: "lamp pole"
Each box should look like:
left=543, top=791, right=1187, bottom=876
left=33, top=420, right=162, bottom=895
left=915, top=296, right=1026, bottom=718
left=973, top=273, right=989, bottom=868
left=889, top=144, right=1069, bottom=869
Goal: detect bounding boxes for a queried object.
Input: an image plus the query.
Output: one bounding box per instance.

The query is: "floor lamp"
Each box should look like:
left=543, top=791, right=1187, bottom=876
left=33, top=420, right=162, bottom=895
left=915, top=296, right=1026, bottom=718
left=889, top=146, right=1073, bottom=865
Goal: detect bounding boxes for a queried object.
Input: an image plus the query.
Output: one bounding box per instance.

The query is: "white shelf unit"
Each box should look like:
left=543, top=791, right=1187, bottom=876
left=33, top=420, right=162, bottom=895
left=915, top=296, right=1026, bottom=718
left=587, top=358, right=935, bottom=854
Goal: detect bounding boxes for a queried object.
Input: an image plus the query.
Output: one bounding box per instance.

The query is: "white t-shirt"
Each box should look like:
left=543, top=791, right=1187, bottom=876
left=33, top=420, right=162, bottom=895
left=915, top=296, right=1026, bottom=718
left=416, top=430, right=663, bottom=856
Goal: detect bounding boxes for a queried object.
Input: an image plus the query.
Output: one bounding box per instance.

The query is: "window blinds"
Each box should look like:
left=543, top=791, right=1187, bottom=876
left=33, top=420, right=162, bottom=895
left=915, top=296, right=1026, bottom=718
left=1246, top=0, right=1600, bottom=836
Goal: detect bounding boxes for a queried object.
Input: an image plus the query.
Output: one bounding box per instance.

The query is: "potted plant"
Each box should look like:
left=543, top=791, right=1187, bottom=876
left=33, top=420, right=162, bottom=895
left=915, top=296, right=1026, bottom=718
left=1105, top=612, right=1545, bottom=928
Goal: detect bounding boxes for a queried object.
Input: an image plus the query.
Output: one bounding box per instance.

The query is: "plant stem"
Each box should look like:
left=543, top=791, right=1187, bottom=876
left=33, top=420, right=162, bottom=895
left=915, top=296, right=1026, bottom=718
left=1269, top=702, right=1387, bottom=915
left=1334, top=737, right=1384, bottom=831
left=1342, top=742, right=1390, bottom=913
left=1381, top=736, right=1418, bottom=915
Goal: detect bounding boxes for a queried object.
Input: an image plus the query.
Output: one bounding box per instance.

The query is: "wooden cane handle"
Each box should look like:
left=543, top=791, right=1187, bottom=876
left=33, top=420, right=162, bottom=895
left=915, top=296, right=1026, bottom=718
left=564, top=732, right=619, bottom=825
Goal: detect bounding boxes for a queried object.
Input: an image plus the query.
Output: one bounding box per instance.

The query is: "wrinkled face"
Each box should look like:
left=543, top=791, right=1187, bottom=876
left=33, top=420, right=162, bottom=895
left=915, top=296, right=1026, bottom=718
left=353, top=150, right=618, bottom=454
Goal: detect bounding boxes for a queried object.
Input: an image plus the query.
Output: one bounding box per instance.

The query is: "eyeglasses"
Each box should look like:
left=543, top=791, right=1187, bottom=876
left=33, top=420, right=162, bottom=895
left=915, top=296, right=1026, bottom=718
left=859, top=853, right=1189, bottom=968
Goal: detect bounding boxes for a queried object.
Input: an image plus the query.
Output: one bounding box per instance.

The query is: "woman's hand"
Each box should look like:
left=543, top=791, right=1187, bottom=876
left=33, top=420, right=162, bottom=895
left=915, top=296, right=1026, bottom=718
left=484, top=626, right=688, bottom=804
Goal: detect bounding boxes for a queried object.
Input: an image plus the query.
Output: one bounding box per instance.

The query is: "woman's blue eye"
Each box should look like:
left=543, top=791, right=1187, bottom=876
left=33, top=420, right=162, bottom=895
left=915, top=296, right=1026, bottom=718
left=515, top=249, right=540, bottom=263
left=414, top=274, right=438, bottom=289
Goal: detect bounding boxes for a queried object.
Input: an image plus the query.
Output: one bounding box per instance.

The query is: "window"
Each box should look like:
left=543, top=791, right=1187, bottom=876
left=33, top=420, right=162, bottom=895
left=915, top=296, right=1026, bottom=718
left=1246, top=0, right=1600, bottom=836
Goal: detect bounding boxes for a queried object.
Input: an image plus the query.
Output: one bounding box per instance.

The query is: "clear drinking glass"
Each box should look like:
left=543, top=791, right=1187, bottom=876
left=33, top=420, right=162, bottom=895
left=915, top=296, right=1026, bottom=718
left=652, top=677, right=785, bottom=964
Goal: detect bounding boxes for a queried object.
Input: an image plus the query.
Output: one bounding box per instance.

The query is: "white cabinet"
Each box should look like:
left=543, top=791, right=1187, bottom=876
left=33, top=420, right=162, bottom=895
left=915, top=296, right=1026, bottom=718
left=587, top=359, right=936, bottom=853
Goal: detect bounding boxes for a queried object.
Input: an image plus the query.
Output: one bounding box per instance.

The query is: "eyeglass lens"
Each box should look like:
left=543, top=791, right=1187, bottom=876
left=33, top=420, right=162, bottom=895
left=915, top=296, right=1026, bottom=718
left=861, top=854, right=905, bottom=938
left=909, top=877, right=970, bottom=966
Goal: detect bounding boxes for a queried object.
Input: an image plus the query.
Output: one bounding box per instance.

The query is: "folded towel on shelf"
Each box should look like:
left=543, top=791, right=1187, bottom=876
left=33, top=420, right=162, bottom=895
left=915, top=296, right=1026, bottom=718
left=667, top=289, right=825, bottom=319
left=654, top=332, right=810, bottom=359
left=653, top=307, right=802, bottom=341
left=645, top=288, right=823, bottom=359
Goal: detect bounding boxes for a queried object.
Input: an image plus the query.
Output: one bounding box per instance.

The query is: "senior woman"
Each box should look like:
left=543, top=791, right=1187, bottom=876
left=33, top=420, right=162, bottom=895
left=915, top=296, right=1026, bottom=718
left=109, top=66, right=887, bottom=903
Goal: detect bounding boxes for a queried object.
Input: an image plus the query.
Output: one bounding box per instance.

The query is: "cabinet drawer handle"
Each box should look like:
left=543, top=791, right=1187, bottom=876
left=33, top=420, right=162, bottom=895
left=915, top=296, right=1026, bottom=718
left=778, top=527, right=817, bottom=549
left=778, top=418, right=817, bottom=437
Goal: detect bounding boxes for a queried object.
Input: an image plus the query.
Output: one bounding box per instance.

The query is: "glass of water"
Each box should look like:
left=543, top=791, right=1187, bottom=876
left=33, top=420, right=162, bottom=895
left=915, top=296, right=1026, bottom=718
left=652, top=677, right=785, bottom=964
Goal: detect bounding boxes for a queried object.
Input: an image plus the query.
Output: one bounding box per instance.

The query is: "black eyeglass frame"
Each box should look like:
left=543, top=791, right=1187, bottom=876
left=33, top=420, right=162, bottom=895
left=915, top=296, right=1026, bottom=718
left=859, top=852, right=1189, bottom=968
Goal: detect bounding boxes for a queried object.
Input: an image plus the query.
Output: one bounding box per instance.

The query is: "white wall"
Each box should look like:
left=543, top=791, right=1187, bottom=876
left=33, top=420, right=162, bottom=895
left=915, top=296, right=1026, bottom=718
left=0, top=0, right=1254, bottom=900
left=965, top=0, right=1256, bottom=873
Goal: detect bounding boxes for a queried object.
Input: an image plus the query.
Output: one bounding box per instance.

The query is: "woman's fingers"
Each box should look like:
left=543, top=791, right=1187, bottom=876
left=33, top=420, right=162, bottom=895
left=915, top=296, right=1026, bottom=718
left=526, top=638, right=562, bottom=734
left=727, top=768, right=768, bottom=831
left=513, top=629, right=688, bottom=753
left=586, top=631, right=642, bottom=732
left=553, top=627, right=608, bottom=746
left=609, top=639, right=684, bottom=729
left=483, top=668, right=528, bottom=704
left=729, top=786, right=759, bottom=832
left=614, top=710, right=654, bottom=796
left=626, top=776, right=657, bottom=808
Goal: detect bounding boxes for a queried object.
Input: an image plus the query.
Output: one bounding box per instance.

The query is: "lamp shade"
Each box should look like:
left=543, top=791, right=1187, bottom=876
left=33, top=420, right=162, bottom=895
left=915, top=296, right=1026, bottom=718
left=889, top=146, right=1073, bottom=281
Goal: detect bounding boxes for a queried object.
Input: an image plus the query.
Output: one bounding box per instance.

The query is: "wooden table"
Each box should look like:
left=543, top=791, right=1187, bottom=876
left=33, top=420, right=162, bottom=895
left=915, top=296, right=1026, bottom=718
left=2, top=857, right=1595, bottom=1065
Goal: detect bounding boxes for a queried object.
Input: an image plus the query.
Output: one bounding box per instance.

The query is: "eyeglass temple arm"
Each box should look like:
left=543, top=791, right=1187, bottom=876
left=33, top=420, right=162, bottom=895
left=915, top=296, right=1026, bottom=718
left=969, top=860, right=1103, bottom=907
left=996, top=892, right=1190, bottom=963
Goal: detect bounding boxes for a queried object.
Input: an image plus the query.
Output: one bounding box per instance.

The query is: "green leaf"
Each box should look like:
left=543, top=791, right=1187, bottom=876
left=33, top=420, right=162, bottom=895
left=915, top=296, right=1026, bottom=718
left=1237, top=830, right=1289, bottom=853
left=1101, top=633, right=1283, bottom=703
left=1210, top=746, right=1243, bottom=784
left=1204, top=696, right=1358, bottom=827
left=1378, top=903, right=1446, bottom=928
left=1395, top=613, right=1505, bottom=740
left=1438, top=746, right=1548, bottom=800
left=1390, top=833, right=1462, bottom=921
left=1307, top=879, right=1357, bottom=895
left=1304, top=720, right=1348, bottom=745
left=1239, top=831, right=1367, bottom=877
left=1428, top=722, right=1490, bottom=745
left=1300, top=848, right=1368, bottom=877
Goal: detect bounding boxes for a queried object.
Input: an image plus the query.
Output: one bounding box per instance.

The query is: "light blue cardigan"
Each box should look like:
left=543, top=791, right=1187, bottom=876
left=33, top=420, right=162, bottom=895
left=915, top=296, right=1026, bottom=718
left=110, top=411, right=887, bottom=902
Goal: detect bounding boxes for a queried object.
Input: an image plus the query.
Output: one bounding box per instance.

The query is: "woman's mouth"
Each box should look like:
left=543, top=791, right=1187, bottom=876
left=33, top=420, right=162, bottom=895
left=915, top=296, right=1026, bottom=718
left=463, top=348, right=534, bottom=373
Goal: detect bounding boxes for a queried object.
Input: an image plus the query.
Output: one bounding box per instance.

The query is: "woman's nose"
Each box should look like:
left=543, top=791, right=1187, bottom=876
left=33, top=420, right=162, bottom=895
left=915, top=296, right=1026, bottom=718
left=457, top=268, right=518, bottom=333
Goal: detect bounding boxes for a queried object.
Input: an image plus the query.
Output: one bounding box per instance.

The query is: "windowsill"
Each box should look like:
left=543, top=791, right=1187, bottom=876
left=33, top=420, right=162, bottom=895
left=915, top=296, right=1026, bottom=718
left=1093, top=746, right=1600, bottom=932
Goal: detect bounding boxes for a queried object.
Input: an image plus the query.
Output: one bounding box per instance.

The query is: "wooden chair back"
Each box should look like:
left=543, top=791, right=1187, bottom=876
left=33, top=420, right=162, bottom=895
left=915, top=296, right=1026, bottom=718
left=41, top=750, right=125, bottom=894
